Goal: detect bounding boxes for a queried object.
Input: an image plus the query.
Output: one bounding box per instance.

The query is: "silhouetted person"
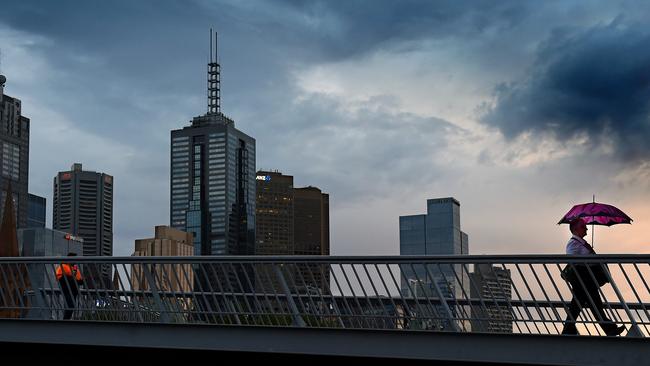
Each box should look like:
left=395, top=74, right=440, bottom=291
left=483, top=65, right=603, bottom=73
left=561, top=218, right=625, bottom=336
left=56, top=252, right=83, bottom=320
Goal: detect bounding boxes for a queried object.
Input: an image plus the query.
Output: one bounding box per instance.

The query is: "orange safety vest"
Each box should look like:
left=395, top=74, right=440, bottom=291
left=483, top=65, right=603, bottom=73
left=56, top=263, right=82, bottom=282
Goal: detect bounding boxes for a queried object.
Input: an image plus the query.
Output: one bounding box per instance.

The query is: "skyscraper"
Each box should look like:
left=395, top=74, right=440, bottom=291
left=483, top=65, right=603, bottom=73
left=170, top=31, right=256, bottom=258
left=53, top=163, right=113, bottom=286
left=254, top=172, right=330, bottom=293
left=255, top=172, right=330, bottom=258
left=0, top=74, right=30, bottom=229
left=399, top=197, right=469, bottom=330
left=255, top=171, right=294, bottom=255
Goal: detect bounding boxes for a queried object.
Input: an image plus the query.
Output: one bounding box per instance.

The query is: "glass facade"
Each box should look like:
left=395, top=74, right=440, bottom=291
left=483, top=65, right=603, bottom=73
left=399, top=197, right=469, bottom=330
left=18, top=227, right=83, bottom=257
left=171, top=136, right=190, bottom=228
left=170, top=115, right=255, bottom=258
left=27, top=193, right=46, bottom=228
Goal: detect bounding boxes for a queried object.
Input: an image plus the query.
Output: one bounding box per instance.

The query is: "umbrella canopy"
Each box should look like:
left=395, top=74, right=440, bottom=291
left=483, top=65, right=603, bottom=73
left=558, top=202, right=633, bottom=226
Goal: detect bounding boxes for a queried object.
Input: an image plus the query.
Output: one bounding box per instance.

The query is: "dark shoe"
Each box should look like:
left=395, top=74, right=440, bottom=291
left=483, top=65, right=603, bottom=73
left=605, top=325, right=625, bottom=336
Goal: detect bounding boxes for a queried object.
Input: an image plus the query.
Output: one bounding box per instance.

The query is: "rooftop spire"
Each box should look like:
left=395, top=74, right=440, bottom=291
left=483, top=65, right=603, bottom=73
left=207, top=28, right=221, bottom=115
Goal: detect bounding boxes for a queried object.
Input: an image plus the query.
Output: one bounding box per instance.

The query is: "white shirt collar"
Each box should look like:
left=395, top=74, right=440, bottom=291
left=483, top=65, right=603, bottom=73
left=571, top=234, right=588, bottom=245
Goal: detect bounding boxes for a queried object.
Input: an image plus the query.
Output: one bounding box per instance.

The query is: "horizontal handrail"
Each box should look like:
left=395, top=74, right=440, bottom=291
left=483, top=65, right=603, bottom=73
left=3, top=254, right=650, bottom=263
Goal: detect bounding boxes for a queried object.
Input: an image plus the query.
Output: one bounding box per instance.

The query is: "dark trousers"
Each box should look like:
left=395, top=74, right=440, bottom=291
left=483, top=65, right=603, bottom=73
left=59, top=279, right=78, bottom=320
left=562, top=276, right=616, bottom=335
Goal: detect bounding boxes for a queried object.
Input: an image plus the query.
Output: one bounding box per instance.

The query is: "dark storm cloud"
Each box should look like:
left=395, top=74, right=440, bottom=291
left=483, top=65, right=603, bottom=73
left=481, top=21, right=650, bottom=163
left=262, top=0, right=528, bottom=60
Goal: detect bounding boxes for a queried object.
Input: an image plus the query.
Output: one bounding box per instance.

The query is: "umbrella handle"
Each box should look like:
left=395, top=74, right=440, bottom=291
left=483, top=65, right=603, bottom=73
left=591, top=194, right=596, bottom=248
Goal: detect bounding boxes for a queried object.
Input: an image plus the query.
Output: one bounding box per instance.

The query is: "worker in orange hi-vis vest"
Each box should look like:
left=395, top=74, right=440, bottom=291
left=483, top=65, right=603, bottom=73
left=55, top=252, right=83, bottom=320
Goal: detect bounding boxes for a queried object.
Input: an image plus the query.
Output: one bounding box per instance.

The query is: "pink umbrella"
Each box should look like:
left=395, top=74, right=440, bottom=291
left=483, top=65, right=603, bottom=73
left=558, top=199, right=632, bottom=246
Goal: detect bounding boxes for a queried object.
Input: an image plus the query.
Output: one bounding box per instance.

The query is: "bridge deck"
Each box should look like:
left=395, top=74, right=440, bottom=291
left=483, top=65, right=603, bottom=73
left=0, top=319, right=647, bottom=365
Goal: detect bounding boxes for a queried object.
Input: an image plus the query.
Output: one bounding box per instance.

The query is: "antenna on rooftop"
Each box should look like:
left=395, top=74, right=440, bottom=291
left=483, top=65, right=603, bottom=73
left=207, top=28, right=221, bottom=115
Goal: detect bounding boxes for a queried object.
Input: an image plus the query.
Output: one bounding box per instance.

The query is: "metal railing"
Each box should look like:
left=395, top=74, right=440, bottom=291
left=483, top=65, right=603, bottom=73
left=1, top=255, right=650, bottom=337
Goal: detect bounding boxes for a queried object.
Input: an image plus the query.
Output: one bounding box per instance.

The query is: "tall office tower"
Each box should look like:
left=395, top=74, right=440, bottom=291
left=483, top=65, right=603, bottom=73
left=170, top=31, right=255, bottom=300
left=255, top=171, right=294, bottom=255
left=399, top=197, right=469, bottom=330
left=171, top=32, right=255, bottom=257
left=27, top=193, right=46, bottom=228
left=0, top=75, right=30, bottom=229
left=470, top=264, right=513, bottom=333
left=294, top=187, right=330, bottom=293
left=53, top=163, right=114, bottom=287
left=254, top=172, right=330, bottom=293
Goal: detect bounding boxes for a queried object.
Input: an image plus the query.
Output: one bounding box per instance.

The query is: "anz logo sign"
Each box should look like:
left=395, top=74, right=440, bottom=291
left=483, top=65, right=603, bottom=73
left=256, top=175, right=271, bottom=181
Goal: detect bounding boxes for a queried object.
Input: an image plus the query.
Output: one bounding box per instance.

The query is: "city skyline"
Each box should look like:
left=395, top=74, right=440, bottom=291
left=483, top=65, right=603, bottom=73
left=1, top=1, right=649, bottom=257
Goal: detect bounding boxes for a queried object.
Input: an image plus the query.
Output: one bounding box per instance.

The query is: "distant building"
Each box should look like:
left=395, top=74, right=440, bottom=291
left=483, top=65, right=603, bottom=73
left=294, top=186, right=330, bottom=293
left=255, top=171, right=294, bottom=256
left=132, top=226, right=194, bottom=314
left=254, top=171, right=330, bottom=293
left=470, top=264, right=513, bottom=333
left=53, top=163, right=113, bottom=287
left=0, top=74, right=30, bottom=229
left=18, top=227, right=84, bottom=257
left=399, top=197, right=469, bottom=330
left=27, top=193, right=46, bottom=228
left=294, top=187, right=329, bottom=257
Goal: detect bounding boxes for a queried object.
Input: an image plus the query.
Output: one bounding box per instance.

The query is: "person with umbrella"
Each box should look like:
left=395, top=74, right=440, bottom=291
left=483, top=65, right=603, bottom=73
left=558, top=201, right=631, bottom=336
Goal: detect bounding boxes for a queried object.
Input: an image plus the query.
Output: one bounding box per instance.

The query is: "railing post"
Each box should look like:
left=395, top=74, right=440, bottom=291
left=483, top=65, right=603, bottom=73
left=273, top=264, right=306, bottom=327
left=142, top=263, right=170, bottom=324
left=607, top=267, right=644, bottom=337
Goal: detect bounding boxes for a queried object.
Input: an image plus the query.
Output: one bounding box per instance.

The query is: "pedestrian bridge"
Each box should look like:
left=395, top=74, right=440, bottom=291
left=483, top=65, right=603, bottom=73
left=1, top=255, right=650, bottom=364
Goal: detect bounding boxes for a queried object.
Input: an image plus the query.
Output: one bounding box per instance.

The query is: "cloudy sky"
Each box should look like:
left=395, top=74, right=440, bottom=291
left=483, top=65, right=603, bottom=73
left=1, top=0, right=649, bottom=256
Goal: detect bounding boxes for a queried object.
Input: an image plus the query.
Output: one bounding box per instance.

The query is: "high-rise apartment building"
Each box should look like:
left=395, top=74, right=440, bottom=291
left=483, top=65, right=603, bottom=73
left=399, top=197, right=469, bottom=330
left=53, top=163, right=113, bottom=286
left=0, top=74, right=30, bottom=229
left=170, top=32, right=256, bottom=258
left=470, top=264, right=513, bottom=333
